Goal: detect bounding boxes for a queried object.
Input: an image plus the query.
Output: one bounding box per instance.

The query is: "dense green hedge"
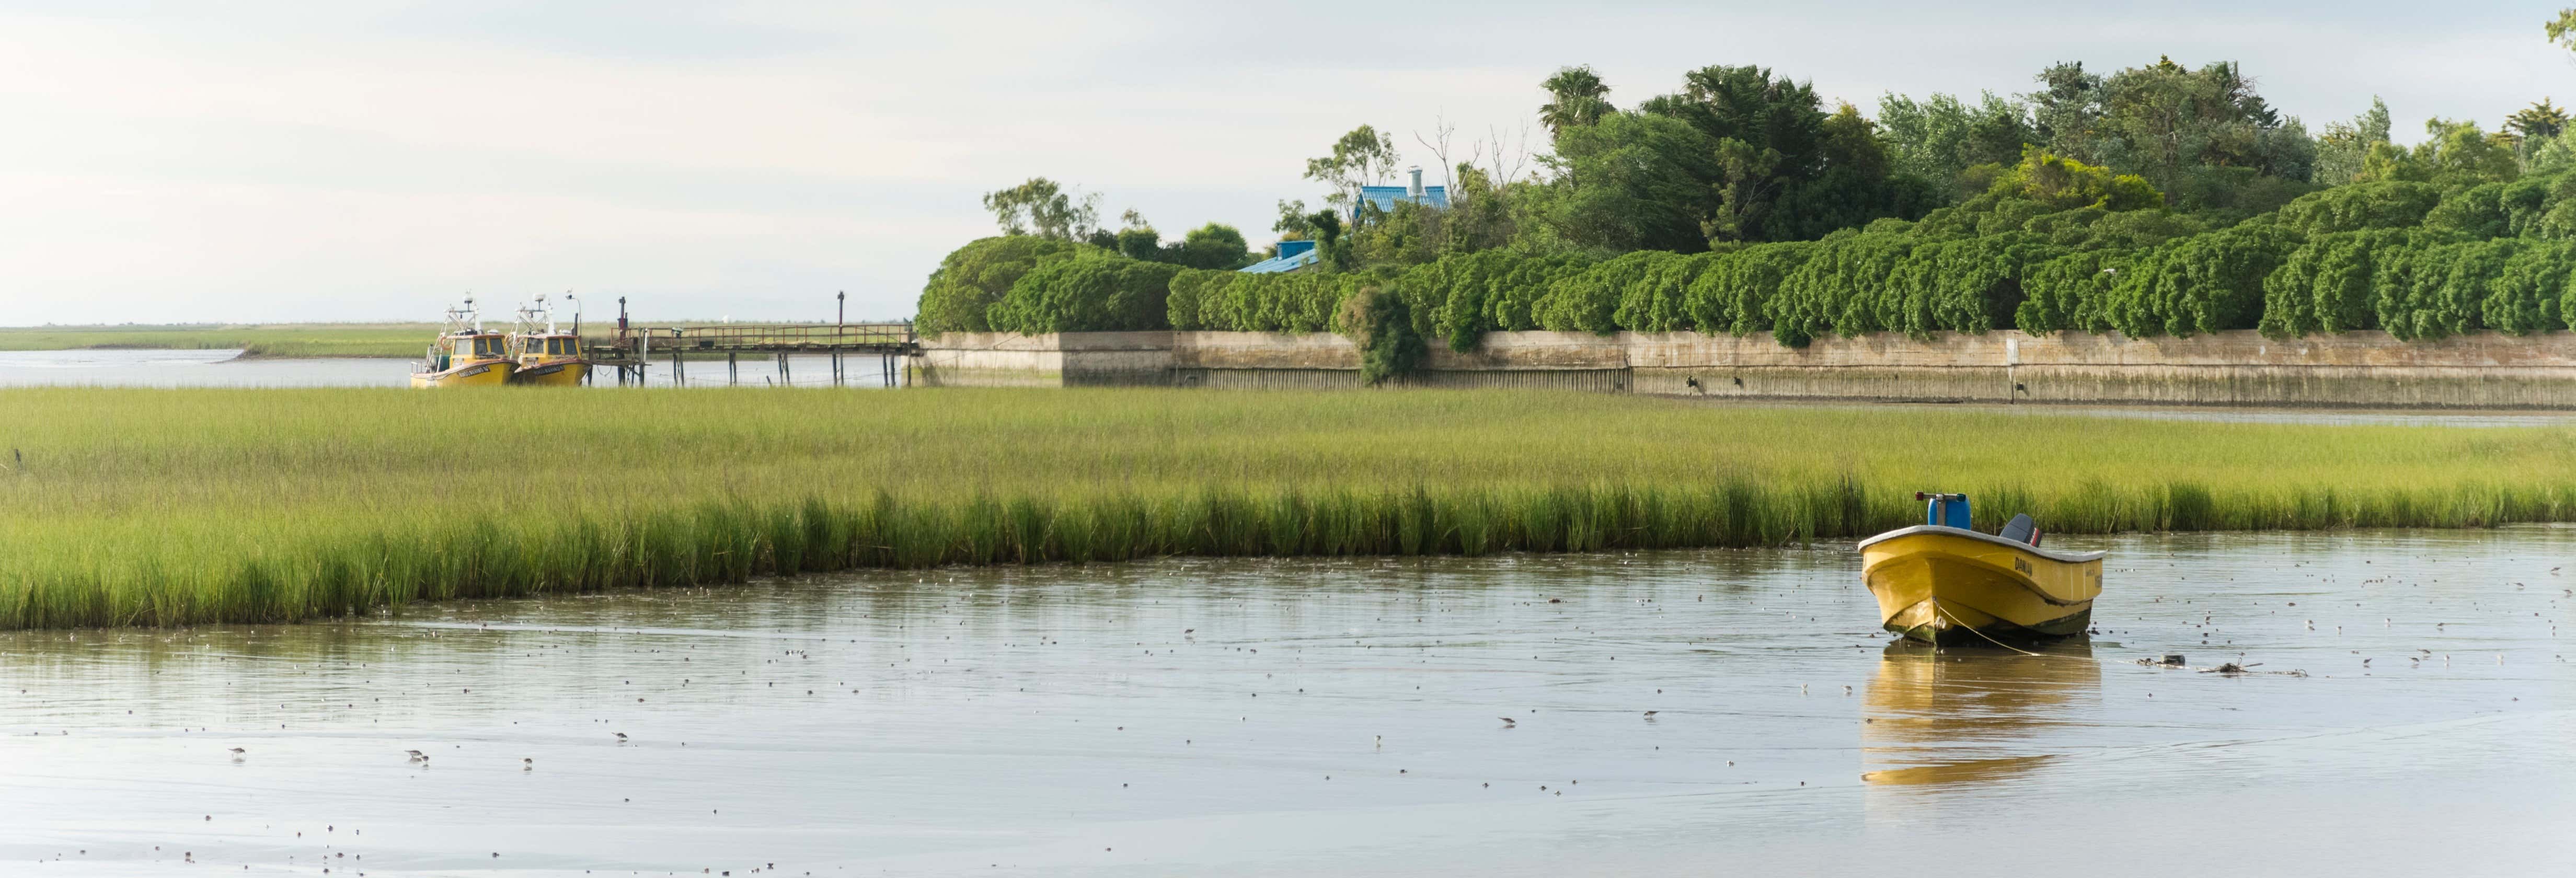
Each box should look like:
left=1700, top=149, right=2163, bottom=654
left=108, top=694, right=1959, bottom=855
left=933, top=169, right=2576, bottom=346
left=2261, top=233, right=2576, bottom=340
left=985, top=258, right=1181, bottom=334
left=1169, top=270, right=1352, bottom=333
left=916, top=236, right=1102, bottom=335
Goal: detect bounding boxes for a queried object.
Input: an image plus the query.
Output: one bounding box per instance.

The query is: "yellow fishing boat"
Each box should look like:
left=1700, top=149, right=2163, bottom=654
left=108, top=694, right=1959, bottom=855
left=410, top=298, right=516, bottom=388
left=505, top=295, right=590, bottom=387
left=1859, top=493, right=2104, bottom=645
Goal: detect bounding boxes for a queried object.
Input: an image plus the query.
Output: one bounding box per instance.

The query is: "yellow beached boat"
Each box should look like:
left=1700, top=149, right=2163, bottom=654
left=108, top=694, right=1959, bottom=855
left=506, top=295, right=590, bottom=387
left=410, top=298, right=516, bottom=388
left=1859, top=493, right=2104, bottom=645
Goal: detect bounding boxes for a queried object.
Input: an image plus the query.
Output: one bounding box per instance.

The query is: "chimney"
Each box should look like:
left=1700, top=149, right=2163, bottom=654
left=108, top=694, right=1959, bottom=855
left=1408, top=166, right=1424, bottom=199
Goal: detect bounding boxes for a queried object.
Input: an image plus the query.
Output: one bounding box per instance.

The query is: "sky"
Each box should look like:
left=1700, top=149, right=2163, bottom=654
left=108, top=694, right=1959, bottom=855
left=4, top=1, right=2572, bottom=326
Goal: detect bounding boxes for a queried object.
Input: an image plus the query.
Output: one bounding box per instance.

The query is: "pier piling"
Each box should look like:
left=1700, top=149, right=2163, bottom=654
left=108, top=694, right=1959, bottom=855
left=576, top=321, right=915, bottom=390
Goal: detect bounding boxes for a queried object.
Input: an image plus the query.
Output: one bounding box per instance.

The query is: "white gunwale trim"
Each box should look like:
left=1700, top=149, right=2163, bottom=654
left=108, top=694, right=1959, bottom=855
left=1856, top=525, right=2108, bottom=564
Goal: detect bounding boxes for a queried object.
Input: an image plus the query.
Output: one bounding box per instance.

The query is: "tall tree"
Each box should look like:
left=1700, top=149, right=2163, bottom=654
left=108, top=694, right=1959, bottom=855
left=1173, top=223, right=1251, bottom=270
left=2020, top=56, right=2319, bottom=210
left=2363, top=118, right=2521, bottom=187
left=1304, top=125, right=1402, bottom=210
left=1271, top=199, right=1315, bottom=240
left=1879, top=91, right=2036, bottom=199
left=1643, top=65, right=1828, bottom=175
left=2027, top=62, right=2103, bottom=157
left=1640, top=65, right=1830, bottom=241
left=1538, top=66, right=1614, bottom=136
left=2095, top=58, right=2276, bottom=184
left=2315, top=98, right=2394, bottom=186
left=981, top=178, right=1102, bottom=240
left=1765, top=105, right=1942, bottom=240
left=2508, top=98, right=2570, bottom=141
left=1631, top=64, right=1930, bottom=242
left=1533, top=111, right=1721, bottom=251
left=1441, top=163, right=1518, bottom=254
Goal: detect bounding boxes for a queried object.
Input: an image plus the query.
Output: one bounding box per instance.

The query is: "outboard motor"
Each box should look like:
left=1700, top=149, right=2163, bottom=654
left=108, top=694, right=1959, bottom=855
left=1999, top=513, right=2041, bottom=547
left=1916, top=492, right=1970, bottom=529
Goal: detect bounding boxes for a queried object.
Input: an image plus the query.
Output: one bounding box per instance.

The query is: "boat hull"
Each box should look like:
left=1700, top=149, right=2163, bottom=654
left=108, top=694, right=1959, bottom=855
left=1860, top=527, right=2102, bottom=645
left=410, top=360, right=514, bottom=388
left=508, top=360, right=588, bottom=387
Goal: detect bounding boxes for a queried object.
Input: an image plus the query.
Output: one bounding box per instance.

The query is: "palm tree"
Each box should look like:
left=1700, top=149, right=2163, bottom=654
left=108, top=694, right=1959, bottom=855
left=1538, top=66, right=1613, bottom=136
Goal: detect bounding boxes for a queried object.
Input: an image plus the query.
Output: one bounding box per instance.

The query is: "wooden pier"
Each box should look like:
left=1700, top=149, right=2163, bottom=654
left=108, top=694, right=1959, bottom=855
left=582, top=322, right=918, bottom=387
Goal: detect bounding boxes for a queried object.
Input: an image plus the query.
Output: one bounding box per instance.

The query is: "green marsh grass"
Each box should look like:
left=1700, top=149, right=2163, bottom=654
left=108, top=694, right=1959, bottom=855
left=4, top=387, right=2574, bottom=629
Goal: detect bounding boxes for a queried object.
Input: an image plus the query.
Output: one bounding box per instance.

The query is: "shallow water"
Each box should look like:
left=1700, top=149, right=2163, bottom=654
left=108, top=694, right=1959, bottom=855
left=12, top=350, right=2576, bottom=420
left=2, top=529, right=2569, bottom=876
left=0, top=349, right=413, bottom=388
left=0, top=349, right=893, bottom=389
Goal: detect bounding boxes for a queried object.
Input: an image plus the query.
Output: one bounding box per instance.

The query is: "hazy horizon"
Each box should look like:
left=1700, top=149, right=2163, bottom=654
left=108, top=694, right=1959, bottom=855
left=5, top=1, right=2570, bottom=326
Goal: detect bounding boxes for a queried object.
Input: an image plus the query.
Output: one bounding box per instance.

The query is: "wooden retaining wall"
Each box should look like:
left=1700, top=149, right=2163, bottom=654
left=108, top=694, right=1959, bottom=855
left=912, top=330, right=2576, bottom=409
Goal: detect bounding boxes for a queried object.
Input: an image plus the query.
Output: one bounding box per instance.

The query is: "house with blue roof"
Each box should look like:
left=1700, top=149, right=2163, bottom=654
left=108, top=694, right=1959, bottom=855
left=1238, top=239, right=1317, bottom=274
left=1239, top=168, right=1447, bottom=274
left=1353, top=167, right=1448, bottom=222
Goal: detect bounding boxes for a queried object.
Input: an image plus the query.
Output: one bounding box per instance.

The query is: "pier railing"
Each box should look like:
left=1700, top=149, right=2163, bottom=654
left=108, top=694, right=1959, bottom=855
left=584, top=322, right=916, bottom=360
left=580, top=321, right=917, bottom=386
left=617, top=322, right=914, bottom=353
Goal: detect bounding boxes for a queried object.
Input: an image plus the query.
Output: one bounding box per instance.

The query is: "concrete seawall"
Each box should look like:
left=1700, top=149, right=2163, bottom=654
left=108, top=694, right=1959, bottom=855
left=913, top=329, right=2576, bottom=409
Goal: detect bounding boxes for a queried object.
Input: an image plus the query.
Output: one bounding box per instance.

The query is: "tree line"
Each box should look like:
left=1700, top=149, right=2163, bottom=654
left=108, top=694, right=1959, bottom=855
left=924, top=15, right=2576, bottom=356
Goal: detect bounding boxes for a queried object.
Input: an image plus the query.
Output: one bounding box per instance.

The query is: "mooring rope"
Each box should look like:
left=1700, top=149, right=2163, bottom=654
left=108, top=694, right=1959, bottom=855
left=1932, top=602, right=2048, bottom=657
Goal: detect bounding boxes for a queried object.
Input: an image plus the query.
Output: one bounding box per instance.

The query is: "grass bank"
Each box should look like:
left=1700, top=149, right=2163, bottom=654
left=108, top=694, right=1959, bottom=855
left=4, top=387, right=2573, bottom=630
left=0, top=324, right=438, bottom=358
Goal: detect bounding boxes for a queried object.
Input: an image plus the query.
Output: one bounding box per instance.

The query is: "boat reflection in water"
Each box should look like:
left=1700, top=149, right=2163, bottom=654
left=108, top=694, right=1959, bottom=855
left=1860, top=638, right=2101, bottom=791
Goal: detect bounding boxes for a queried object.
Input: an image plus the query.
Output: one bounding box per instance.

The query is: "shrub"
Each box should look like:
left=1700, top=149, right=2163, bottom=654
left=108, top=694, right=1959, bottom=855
left=1767, top=234, right=1915, bottom=344
left=1614, top=251, right=1711, bottom=332
left=1428, top=251, right=1507, bottom=351
left=2102, top=223, right=2301, bottom=337
left=2259, top=229, right=2443, bottom=337
left=1908, top=233, right=2067, bottom=335
left=1336, top=286, right=1428, bottom=384
left=2017, top=249, right=2131, bottom=334
left=1537, top=251, right=1667, bottom=333
left=2489, top=241, right=2576, bottom=334
left=1984, top=147, right=2164, bottom=212
left=1684, top=242, right=1813, bottom=337
left=1488, top=255, right=1594, bottom=332
left=2270, top=181, right=2442, bottom=236
left=1166, top=269, right=1223, bottom=330
left=916, top=237, right=1100, bottom=335
left=986, top=259, right=1182, bottom=333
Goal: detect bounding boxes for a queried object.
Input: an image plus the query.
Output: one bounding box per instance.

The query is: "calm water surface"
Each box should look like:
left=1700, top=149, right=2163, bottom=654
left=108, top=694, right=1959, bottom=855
left=10, top=350, right=2576, bottom=421
left=0, top=349, right=413, bottom=388
left=0, top=349, right=893, bottom=389
left=2, top=529, right=2568, bottom=876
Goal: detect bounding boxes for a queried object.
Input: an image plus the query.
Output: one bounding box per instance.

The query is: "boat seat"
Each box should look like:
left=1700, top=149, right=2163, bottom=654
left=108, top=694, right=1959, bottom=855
left=1999, top=513, right=2041, bottom=547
